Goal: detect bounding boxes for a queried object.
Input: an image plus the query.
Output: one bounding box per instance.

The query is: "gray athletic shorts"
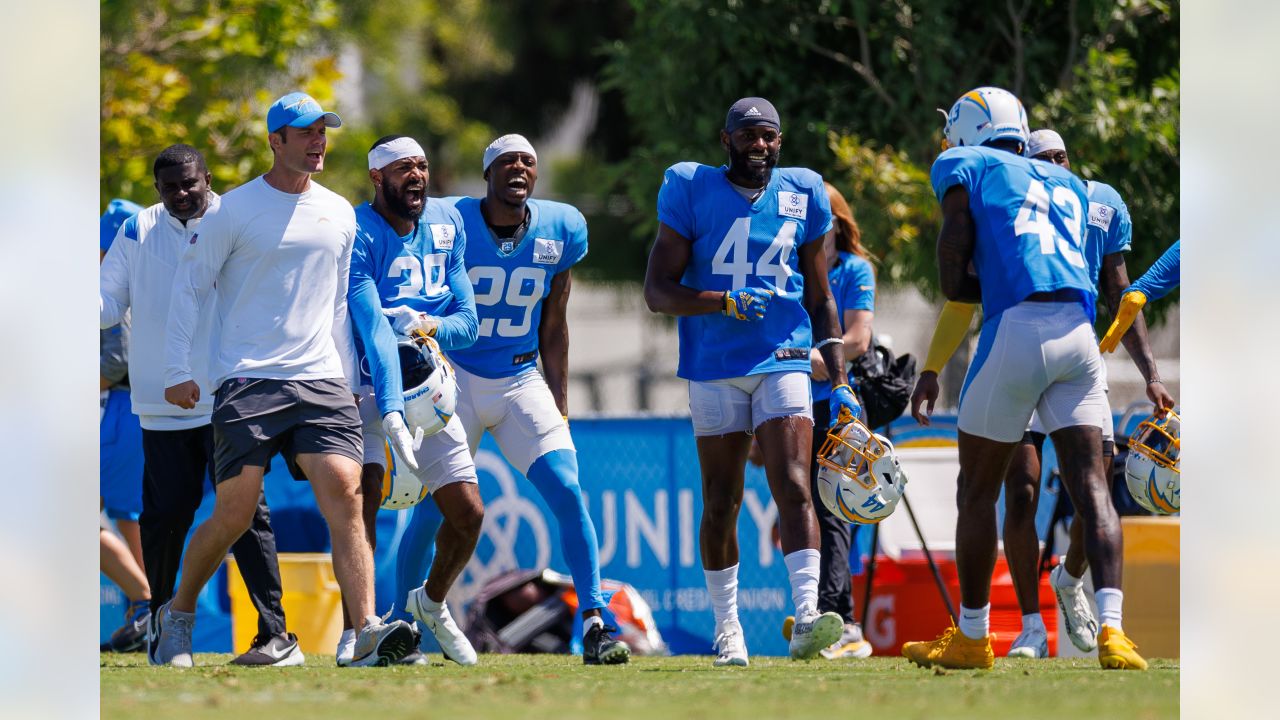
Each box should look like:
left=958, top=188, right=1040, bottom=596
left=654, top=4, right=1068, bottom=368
left=211, top=377, right=363, bottom=483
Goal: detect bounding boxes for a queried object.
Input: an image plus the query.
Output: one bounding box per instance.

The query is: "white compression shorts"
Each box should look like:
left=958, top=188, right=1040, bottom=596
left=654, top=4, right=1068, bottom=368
left=1029, top=360, right=1113, bottom=442
left=452, top=365, right=574, bottom=475
left=356, top=386, right=477, bottom=494
left=959, top=301, right=1108, bottom=443
left=687, top=371, right=813, bottom=437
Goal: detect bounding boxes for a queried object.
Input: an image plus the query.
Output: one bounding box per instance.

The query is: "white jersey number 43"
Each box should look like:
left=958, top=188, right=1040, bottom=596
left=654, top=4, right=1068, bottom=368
left=1014, top=179, right=1086, bottom=268
left=711, top=218, right=797, bottom=290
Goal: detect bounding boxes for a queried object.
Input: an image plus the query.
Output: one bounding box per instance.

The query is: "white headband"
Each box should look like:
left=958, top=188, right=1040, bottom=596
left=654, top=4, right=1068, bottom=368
left=482, top=133, right=536, bottom=172
left=368, top=137, right=426, bottom=171
left=1026, top=129, right=1066, bottom=158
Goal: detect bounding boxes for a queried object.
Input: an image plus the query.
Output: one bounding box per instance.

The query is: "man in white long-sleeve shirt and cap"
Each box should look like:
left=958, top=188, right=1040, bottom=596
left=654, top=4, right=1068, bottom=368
left=100, top=144, right=302, bottom=667
left=155, top=91, right=416, bottom=668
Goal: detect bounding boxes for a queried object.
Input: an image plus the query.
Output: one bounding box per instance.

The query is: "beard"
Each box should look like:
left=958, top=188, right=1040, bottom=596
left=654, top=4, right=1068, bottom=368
left=380, top=177, right=425, bottom=221
left=727, top=143, right=779, bottom=187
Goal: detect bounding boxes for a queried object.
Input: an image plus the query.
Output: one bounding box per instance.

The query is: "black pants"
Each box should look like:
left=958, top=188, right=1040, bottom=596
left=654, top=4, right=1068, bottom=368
left=809, top=401, right=855, bottom=624
left=140, top=425, right=287, bottom=639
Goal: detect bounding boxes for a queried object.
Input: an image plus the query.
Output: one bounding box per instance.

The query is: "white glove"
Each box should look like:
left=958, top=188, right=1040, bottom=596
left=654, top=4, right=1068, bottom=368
left=382, top=411, right=423, bottom=473
left=382, top=305, right=439, bottom=338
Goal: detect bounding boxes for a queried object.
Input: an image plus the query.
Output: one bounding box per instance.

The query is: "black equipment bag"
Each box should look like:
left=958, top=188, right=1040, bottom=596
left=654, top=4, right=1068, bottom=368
left=849, top=340, right=917, bottom=431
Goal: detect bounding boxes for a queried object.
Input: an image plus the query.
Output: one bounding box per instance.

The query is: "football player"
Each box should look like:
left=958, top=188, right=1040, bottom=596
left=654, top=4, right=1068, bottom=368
left=344, top=135, right=485, bottom=667
left=1100, top=240, right=1181, bottom=353
left=438, top=134, right=631, bottom=665
left=643, top=98, right=858, bottom=666
left=902, top=88, right=1146, bottom=670
left=910, top=129, right=1175, bottom=659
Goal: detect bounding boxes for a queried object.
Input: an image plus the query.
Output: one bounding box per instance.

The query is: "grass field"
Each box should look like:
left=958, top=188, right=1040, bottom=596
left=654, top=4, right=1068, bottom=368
left=101, top=652, right=1179, bottom=720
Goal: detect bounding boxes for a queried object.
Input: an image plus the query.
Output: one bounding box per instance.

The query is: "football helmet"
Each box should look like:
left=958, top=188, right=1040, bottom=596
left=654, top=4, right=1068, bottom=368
left=400, top=335, right=457, bottom=439
left=380, top=444, right=429, bottom=510
left=815, top=419, right=908, bottom=524
left=941, top=87, right=1029, bottom=150
left=1124, top=410, right=1180, bottom=515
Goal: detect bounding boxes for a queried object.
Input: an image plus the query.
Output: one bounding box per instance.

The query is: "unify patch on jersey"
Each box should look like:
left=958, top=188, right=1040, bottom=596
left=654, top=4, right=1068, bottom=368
left=533, top=238, right=564, bottom=265
left=777, top=191, right=808, bottom=220
left=429, top=224, right=456, bottom=250
left=1087, top=202, right=1116, bottom=232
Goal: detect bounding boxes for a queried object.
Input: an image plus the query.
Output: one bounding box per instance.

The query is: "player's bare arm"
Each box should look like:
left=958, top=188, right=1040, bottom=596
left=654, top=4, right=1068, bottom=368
left=937, top=186, right=982, bottom=303
left=799, top=231, right=848, bottom=388
left=539, top=267, right=573, bottom=417
left=1099, top=252, right=1174, bottom=410
left=642, top=222, right=727, bottom=316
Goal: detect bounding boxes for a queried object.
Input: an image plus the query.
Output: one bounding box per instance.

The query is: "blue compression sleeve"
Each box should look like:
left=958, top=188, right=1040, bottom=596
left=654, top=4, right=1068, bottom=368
left=527, top=449, right=605, bottom=612
left=348, top=270, right=405, bottom=416
left=430, top=231, right=479, bottom=351
left=1126, top=239, right=1180, bottom=303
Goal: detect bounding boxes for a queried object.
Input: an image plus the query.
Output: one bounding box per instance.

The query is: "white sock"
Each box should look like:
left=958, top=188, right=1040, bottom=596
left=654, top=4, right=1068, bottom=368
left=783, top=549, right=821, bottom=614
left=704, top=564, right=740, bottom=632
left=1054, top=565, right=1085, bottom=589
left=1095, top=587, right=1123, bottom=631
left=958, top=604, right=990, bottom=640
left=583, top=615, right=604, bottom=637
left=418, top=586, right=444, bottom=614
left=1022, top=613, right=1046, bottom=634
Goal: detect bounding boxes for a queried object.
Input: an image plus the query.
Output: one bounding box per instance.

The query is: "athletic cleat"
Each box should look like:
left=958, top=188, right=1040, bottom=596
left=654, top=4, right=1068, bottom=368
left=789, top=607, right=844, bottom=660
left=105, top=605, right=150, bottom=653
left=230, top=632, right=305, bottom=667
left=1097, top=625, right=1148, bottom=670
left=713, top=621, right=749, bottom=667
left=152, top=600, right=195, bottom=668
left=583, top=622, right=631, bottom=665
left=398, top=649, right=430, bottom=666
left=902, top=626, right=994, bottom=670
left=407, top=585, right=477, bottom=666
left=349, top=612, right=416, bottom=667
left=1007, top=626, right=1049, bottom=659
left=146, top=605, right=161, bottom=665
left=781, top=615, right=794, bottom=641
left=821, top=623, right=874, bottom=660
left=335, top=628, right=356, bottom=667
left=1051, top=565, right=1099, bottom=652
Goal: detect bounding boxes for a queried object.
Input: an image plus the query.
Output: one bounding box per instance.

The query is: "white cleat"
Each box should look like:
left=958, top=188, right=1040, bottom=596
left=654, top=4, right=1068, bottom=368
left=1051, top=565, right=1099, bottom=652
left=789, top=606, right=844, bottom=660
left=335, top=627, right=356, bottom=667
left=713, top=621, right=749, bottom=667
left=407, top=585, right=477, bottom=666
left=1007, top=626, right=1049, bottom=658
left=820, top=622, right=874, bottom=660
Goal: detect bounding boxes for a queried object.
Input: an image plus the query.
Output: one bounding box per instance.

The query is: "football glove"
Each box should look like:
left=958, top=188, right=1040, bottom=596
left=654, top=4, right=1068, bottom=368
left=383, top=305, right=440, bottom=338
left=382, top=411, right=423, bottom=473
left=722, top=287, right=773, bottom=322
left=1098, top=290, right=1147, bottom=354
left=829, top=383, right=863, bottom=429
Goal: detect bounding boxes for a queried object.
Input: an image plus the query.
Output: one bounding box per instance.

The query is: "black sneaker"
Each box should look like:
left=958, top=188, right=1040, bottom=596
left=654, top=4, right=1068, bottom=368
left=105, top=608, right=150, bottom=653
left=583, top=623, right=631, bottom=665
left=230, top=632, right=306, bottom=667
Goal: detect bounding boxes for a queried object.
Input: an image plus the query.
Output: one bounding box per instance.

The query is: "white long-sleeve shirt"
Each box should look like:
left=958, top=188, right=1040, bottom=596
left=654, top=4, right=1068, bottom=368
left=100, top=196, right=219, bottom=430
left=164, top=176, right=358, bottom=393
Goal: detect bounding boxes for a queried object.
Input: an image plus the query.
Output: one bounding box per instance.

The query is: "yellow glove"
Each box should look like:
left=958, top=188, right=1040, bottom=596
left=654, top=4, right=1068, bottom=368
left=1099, top=290, right=1147, bottom=354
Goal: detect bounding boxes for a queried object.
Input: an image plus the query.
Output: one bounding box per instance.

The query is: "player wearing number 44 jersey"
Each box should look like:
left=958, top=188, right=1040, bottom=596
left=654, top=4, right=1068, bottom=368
left=437, top=133, right=630, bottom=665
left=644, top=98, right=859, bottom=667
left=901, top=87, right=1145, bottom=671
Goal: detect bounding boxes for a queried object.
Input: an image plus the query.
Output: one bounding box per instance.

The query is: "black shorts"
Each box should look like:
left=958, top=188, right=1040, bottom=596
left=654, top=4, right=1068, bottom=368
left=211, top=377, right=362, bottom=484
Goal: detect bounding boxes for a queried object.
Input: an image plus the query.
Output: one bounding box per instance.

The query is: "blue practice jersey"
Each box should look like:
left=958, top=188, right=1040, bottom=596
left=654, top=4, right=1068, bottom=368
left=812, top=252, right=875, bottom=403
left=348, top=200, right=478, bottom=416
left=1128, top=239, right=1180, bottom=302
left=658, top=163, right=834, bottom=381
left=1082, top=180, right=1133, bottom=286
left=441, top=196, right=589, bottom=379
left=931, top=146, right=1096, bottom=321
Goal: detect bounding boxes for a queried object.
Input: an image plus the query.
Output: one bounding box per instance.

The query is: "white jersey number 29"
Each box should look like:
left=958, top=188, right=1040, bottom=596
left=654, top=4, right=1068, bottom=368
left=711, top=218, right=798, bottom=290
left=1014, top=180, right=1086, bottom=268
left=469, top=265, right=547, bottom=338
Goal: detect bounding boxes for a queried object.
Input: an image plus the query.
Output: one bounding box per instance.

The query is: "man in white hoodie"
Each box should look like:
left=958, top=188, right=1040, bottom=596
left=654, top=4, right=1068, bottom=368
left=99, top=145, right=300, bottom=666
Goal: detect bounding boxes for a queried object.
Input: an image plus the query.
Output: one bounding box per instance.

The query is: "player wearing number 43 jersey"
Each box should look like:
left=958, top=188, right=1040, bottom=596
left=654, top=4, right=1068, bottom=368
left=645, top=98, right=859, bottom=667
left=436, top=133, right=629, bottom=665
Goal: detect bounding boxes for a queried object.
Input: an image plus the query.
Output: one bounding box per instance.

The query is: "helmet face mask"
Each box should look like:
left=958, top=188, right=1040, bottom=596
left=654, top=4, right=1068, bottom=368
left=942, top=86, right=1029, bottom=151
left=815, top=419, right=908, bottom=524
left=1124, top=410, right=1180, bottom=514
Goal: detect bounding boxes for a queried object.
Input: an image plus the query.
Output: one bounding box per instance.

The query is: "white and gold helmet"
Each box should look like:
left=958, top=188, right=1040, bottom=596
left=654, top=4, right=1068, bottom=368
left=399, top=335, right=457, bottom=439
left=815, top=419, right=908, bottom=524
left=1124, top=410, right=1180, bottom=515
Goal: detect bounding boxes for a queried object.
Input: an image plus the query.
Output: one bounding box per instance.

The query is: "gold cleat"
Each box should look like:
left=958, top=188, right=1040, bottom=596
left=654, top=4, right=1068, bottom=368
left=1097, top=625, right=1148, bottom=670
left=781, top=615, right=794, bottom=641
left=902, top=626, right=994, bottom=670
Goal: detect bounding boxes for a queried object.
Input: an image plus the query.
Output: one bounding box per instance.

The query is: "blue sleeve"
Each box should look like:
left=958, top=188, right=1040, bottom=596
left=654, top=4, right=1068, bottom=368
left=1127, top=240, right=1180, bottom=302
left=1109, top=204, right=1133, bottom=255
left=348, top=232, right=404, bottom=416
left=1092, top=184, right=1132, bottom=255
left=561, top=209, right=589, bottom=271
left=431, top=219, right=479, bottom=351
left=805, top=173, right=834, bottom=244
left=930, top=148, right=983, bottom=202
left=657, top=165, right=695, bottom=238
left=842, top=259, right=875, bottom=313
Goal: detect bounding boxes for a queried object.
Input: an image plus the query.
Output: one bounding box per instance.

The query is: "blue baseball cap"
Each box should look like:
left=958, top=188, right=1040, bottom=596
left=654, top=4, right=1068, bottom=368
left=266, top=92, right=342, bottom=133
left=725, top=97, right=781, bottom=133
left=100, top=198, right=143, bottom=253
